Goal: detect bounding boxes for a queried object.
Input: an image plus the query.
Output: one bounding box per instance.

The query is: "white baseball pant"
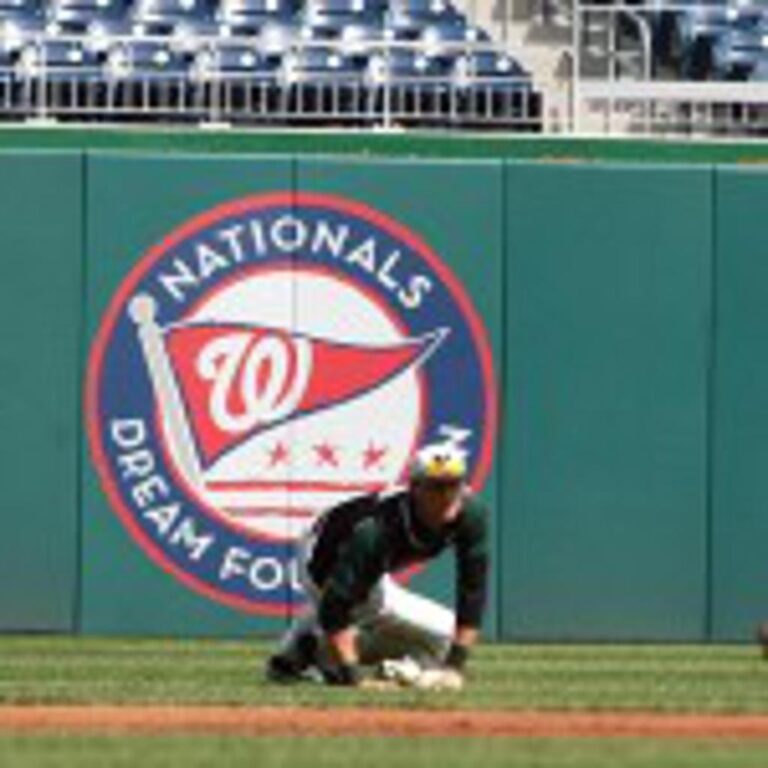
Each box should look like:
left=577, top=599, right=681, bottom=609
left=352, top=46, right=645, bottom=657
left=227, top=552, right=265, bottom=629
left=277, top=523, right=455, bottom=665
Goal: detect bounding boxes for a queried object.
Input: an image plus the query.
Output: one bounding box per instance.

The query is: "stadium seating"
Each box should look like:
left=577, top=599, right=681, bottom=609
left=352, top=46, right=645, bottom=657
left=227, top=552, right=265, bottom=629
left=0, top=0, right=542, bottom=128
left=131, top=0, right=218, bottom=35
left=0, top=0, right=45, bottom=52
left=650, top=0, right=768, bottom=81
left=49, top=0, right=129, bottom=34
left=299, top=0, right=385, bottom=39
left=217, top=0, right=299, bottom=38
left=19, top=36, right=103, bottom=114
left=99, top=39, right=190, bottom=117
left=710, top=8, right=768, bottom=80
left=386, top=0, right=465, bottom=39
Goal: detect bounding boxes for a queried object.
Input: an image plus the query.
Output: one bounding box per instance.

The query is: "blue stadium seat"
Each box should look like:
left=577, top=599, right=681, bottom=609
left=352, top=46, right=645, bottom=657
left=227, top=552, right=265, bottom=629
left=652, top=0, right=756, bottom=79
left=421, top=19, right=489, bottom=45
left=281, top=44, right=365, bottom=117
left=0, top=0, right=45, bottom=53
left=48, top=0, right=130, bottom=35
left=366, top=46, right=452, bottom=82
left=257, top=18, right=305, bottom=55
left=106, top=39, right=192, bottom=77
left=708, top=10, right=768, bottom=80
left=191, top=39, right=281, bottom=116
left=0, top=43, right=14, bottom=66
left=386, top=0, right=467, bottom=40
left=200, top=38, right=280, bottom=74
left=131, top=0, right=217, bottom=35
left=336, top=18, right=394, bottom=55
left=0, top=0, right=44, bottom=23
left=418, top=18, right=490, bottom=64
left=299, top=0, right=384, bottom=39
left=216, top=0, right=299, bottom=36
left=282, top=44, right=364, bottom=80
left=748, top=50, right=768, bottom=80
left=19, top=37, right=103, bottom=75
left=451, top=49, right=538, bottom=126
left=363, top=46, right=454, bottom=122
left=14, top=38, right=104, bottom=117
left=103, top=39, right=194, bottom=114
left=453, top=49, right=528, bottom=81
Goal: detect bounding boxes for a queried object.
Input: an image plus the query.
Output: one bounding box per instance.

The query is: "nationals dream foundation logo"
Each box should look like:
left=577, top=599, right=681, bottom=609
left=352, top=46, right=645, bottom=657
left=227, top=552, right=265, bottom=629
left=86, top=193, right=497, bottom=614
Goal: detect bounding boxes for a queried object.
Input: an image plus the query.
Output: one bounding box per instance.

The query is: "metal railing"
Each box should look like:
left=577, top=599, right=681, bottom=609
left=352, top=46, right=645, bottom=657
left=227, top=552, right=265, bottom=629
left=0, top=31, right=542, bottom=129
left=466, top=0, right=768, bottom=135
left=565, top=2, right=768, bottom=135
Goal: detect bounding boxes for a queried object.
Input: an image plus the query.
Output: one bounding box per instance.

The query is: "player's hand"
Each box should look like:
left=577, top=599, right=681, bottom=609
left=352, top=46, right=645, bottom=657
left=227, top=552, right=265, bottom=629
left=322, top=663, right=361, bottom=687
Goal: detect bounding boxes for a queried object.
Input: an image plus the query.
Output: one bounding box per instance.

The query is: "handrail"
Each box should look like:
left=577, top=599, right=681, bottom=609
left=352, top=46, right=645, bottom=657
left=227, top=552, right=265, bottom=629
left=0, top=29, right=542, bottom=128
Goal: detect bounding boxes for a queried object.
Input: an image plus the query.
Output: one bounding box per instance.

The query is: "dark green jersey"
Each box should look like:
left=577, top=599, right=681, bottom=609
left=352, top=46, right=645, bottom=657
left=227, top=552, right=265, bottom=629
left=307, top=489, right=489, bottom=634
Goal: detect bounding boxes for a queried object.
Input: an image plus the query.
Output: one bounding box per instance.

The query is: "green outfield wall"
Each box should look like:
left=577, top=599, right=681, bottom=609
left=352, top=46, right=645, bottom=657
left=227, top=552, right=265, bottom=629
left=0, top=153, right=83, bottom=632
left=1, top=150, right=767, bottom=642
left=502, top=164, right=712, bottom=641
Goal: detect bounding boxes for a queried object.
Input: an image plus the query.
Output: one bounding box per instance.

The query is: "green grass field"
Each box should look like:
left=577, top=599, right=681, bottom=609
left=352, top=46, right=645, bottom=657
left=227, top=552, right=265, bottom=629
left=3, top=637, right=768, bottom=767
left=3, top=636, right=768, bottom=712
left=2, top=736, right=768, bottom=768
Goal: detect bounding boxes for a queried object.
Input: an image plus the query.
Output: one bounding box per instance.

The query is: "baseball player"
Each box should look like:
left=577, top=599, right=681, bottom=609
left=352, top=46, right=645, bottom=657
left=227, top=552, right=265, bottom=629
left=265, top=436, right=488, bottom=689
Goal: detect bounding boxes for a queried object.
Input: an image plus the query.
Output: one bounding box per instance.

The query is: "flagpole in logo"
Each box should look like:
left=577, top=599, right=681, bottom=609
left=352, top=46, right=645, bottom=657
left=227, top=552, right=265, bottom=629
left=128, top=293, right=204, bottom=491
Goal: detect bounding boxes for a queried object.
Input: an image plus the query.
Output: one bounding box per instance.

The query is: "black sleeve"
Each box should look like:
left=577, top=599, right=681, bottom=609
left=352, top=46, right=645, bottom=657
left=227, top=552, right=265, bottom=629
left=308, top=493, right=379, bottom=587
left=454, top=503, right=489, bottom=628
left=317, top=519, right=385, bottom=634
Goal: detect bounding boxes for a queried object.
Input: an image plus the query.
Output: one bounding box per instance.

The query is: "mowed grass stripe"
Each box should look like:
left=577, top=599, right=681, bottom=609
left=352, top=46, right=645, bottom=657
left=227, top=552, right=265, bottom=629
left=2, top=736, right=768, bottom=768
left=3, top=638, right=768, bottom=712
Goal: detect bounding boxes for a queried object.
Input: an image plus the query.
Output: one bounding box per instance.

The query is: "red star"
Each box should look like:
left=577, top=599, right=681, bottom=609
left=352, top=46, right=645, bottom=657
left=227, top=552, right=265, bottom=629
left=313, top=442, right=340, bottom=467
left=267, top=441, right=290, bottom=467
left=362, top=442, right=388, bottom=470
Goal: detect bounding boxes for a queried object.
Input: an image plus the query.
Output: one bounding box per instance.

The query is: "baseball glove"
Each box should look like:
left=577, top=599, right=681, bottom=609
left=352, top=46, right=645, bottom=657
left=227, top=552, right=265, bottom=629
left=413, top=668, right=464, bottom=692
left=378, top=657, right=464, bottom=691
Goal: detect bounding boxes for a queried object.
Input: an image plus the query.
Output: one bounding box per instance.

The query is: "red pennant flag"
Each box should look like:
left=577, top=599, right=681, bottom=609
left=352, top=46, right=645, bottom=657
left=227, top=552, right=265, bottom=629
left=163, top=323, right=441, bottom=466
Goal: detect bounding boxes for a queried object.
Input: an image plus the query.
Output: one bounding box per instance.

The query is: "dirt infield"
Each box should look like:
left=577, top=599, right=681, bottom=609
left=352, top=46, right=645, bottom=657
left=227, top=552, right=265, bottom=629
left=3, top=707, right=768, bottom=739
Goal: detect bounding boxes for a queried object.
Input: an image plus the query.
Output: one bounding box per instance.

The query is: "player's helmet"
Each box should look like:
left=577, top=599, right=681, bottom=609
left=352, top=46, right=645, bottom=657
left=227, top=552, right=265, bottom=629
left=409, top=441, right=468, bottom=483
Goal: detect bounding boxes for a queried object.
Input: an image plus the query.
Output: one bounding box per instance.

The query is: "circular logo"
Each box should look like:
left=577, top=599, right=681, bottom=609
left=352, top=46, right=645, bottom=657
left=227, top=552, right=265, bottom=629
left=86, top=193, right=497, bottom=615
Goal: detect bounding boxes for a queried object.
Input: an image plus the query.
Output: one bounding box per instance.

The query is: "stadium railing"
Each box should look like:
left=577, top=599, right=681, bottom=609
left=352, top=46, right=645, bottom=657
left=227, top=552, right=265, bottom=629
left=0, top=0, right=543, bottom=129
left=536, top=0, right=768, bottom=135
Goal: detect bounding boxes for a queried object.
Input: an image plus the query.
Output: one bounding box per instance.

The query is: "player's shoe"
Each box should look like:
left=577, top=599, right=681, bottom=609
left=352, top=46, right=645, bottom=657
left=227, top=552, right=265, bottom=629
left=265, top=653, right=305, bottom=683
left=265, top=632, right=322, bottom=684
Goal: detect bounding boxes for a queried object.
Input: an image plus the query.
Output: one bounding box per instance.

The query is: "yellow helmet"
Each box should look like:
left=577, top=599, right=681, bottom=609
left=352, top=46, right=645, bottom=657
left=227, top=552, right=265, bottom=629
left=410, top=442, right=468, bottom=483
